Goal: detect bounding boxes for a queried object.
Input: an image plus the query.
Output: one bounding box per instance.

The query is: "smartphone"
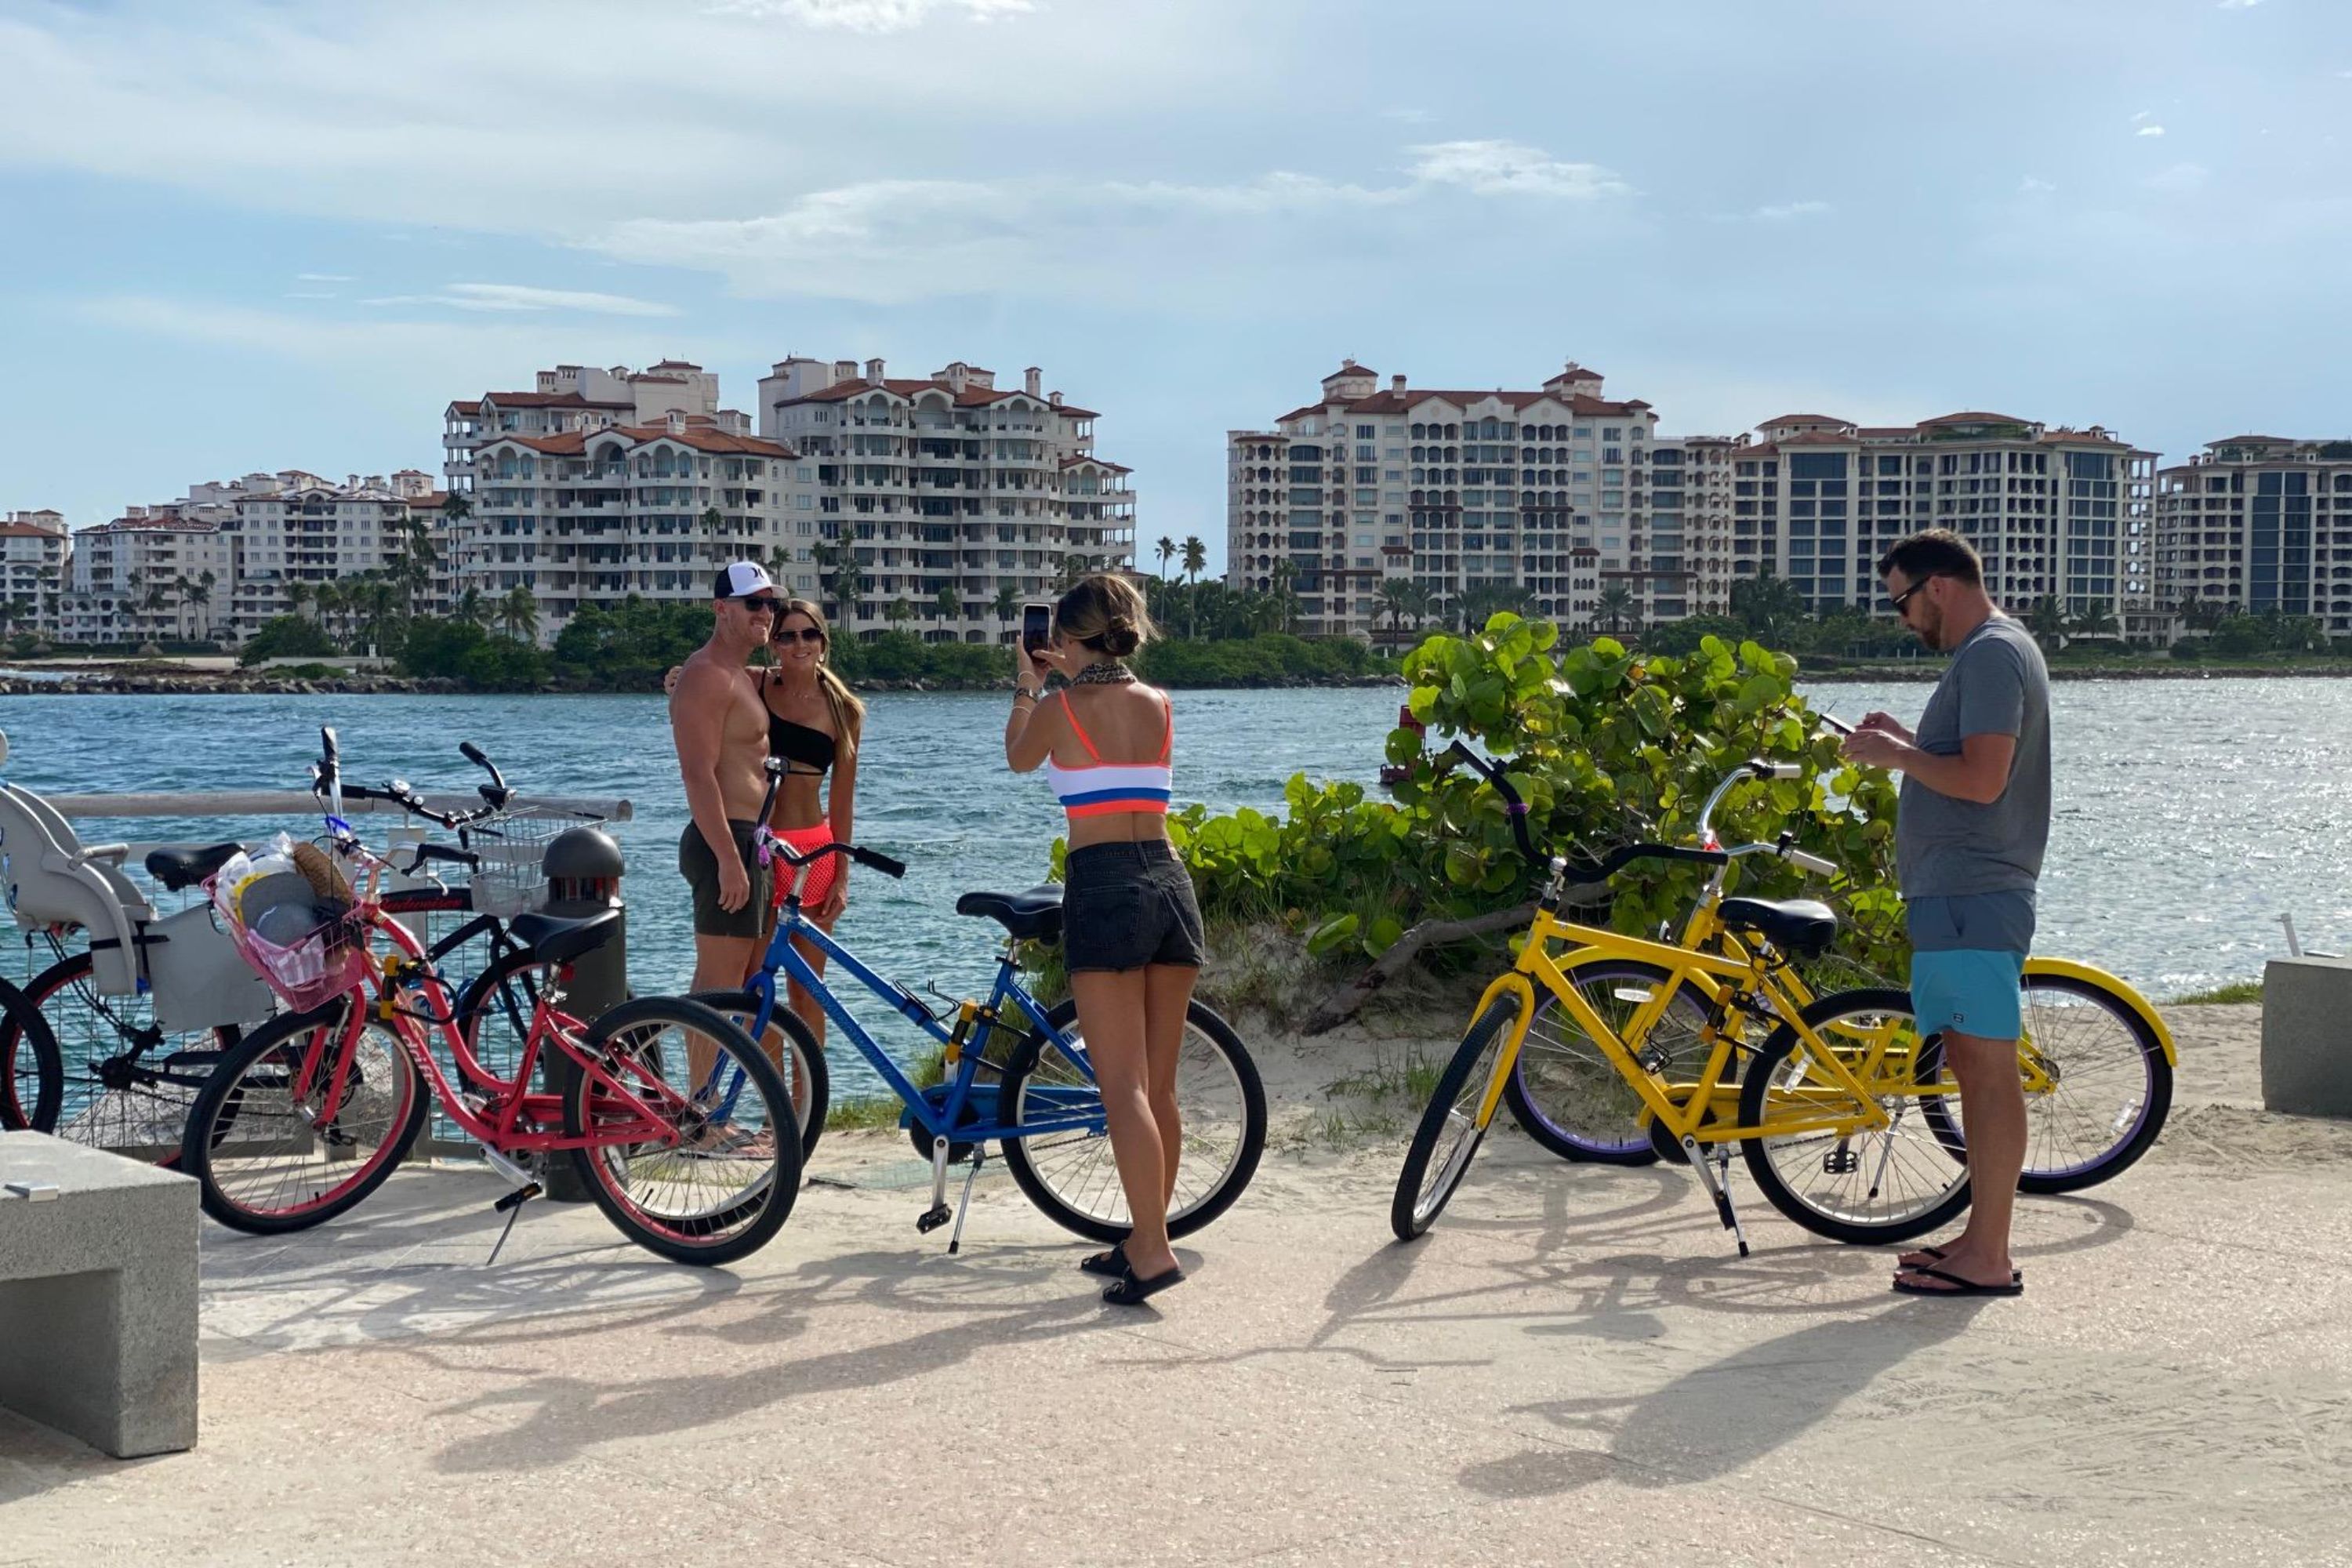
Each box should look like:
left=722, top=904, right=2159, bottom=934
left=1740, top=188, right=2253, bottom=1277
left=1022, top=602, right=1052, bottom=655
left=1820, top=713, right=1855, bottom=736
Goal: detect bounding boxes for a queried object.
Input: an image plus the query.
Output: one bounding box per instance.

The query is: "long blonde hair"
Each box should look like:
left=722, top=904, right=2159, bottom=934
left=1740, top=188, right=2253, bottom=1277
left=774, top=597, right=864, bottom=750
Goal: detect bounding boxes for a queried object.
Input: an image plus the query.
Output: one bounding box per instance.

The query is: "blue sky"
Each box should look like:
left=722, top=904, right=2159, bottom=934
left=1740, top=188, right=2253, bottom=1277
left=3, top=0, right=2348, bottom=572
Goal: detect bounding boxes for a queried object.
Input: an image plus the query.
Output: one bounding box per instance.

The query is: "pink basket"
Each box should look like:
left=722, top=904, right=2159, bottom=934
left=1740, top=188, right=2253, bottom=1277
left=226, top=906, right=370, bottom=1013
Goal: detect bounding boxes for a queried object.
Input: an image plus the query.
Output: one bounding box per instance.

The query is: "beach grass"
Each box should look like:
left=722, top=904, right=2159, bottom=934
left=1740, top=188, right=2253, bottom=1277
left=2171, top=979, right=2263, bottom=1005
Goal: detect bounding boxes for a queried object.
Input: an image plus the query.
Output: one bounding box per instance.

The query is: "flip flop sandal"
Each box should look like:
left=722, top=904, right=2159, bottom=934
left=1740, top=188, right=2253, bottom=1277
left=1899, top=1245, right=2021, bottom=1283
left=1079, top=1243, right=1128, bottom=1279
left=1102, top=1265, right=1185, bottom=1307
left=1892, top=1265, right=2024, bottom=1298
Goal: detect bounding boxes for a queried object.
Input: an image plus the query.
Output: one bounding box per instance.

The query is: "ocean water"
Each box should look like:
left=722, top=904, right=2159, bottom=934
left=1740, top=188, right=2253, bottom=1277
left=5, top=678, right=2346, bottom=1088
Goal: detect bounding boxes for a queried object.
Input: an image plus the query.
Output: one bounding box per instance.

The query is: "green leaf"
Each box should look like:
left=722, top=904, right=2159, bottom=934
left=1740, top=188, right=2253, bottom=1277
left=1305, top=913, right=1359, bottom=956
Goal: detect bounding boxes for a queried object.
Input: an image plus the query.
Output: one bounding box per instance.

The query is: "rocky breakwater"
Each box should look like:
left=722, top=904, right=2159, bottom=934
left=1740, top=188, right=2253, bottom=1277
left=0, top=672, right=458, bottom=697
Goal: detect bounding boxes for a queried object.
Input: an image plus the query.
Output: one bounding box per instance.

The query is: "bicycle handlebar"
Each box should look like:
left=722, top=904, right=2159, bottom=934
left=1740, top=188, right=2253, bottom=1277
left=764, top=834, right=907, bottom=880
left=1438, top=741, right=1728, bottom=880
left=401, top=841, right=481, bottom=876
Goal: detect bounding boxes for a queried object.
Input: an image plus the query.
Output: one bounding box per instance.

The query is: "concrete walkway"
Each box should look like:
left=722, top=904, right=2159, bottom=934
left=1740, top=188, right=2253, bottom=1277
left=3, top=1080, right=2349, bottom=1565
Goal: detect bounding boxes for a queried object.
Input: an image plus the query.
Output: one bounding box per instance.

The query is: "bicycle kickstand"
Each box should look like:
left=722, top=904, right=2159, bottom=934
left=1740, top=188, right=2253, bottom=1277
left=1682, top=1135, right=1751, bottom=1258
left=486, top=1182, right=540, bottom=1266
left=945, top=1146, right=985, bottom=1256
left=916, top=1135, right=954, bottom=1236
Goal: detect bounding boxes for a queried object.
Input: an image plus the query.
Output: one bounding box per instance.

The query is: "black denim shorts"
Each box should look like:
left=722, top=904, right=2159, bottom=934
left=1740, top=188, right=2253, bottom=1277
left=1063, top=840, right=1206, bottom=974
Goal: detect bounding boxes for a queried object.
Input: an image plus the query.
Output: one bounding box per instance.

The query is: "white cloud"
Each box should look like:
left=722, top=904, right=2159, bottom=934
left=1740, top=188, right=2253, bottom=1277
left=1405, top=140, right=1628, bottom=200
left=354, top=282, right=679, bottom=316
left=2136, top=125, right=2167, bottom=137
left=77, top=295, right=706, bottom=372
left=703, top=0, right=1036, bottom=29
left=295, top=272, right=354, bottom=282
left=588, top=143, right=1626, bottom=303
left=1753, top=200, right=1831, bottom=222
left=2218, top=0, right=2263, bottom=9
left=2020, top=176, right=2058, bottom=194
left=2143, top=162, right=2211, bottom=192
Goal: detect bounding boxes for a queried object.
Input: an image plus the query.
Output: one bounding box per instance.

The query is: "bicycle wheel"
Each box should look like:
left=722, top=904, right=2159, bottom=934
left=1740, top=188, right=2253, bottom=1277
left=1737, top=988, right=1974, bottom=1246
left=561, top=996, right=801, bottom=1266
left=1915, top=971, right=2175, bottom=1195
left=999, top=997, right=1267, bottom=1246
left=1503, top=958, right=1719, bottom=1165
left=686, top=989, right=830, bottom=1161
left=0, top=975, right=62, bottom=1133
left=9, top=949, right=243, bottom=1160
left=1392, top=995, right=1524, bottom=1241
left=181, top=999, right=429, bottom=1234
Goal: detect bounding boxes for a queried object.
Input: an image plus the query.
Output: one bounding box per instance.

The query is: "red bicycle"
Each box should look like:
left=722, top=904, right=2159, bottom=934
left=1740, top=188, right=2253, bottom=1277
left=180, top=729, right=800, bottom=1265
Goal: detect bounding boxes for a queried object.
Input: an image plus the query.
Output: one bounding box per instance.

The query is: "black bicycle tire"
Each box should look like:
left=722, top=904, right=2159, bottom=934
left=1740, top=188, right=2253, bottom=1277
left=686, top=988, right=831, bottom=1161
left=180, top=1000, right=430, bottom=1234
left=998, top=996, right=1268, bottom=1246
left=1503, top=956, right=1721, bottom=1167
left=559, top=996, right=801, bottom=1266
left=10, top=949, right=243, bottom=1160
left=0, top=974, right=63, bottom=1133
left=1916, top=971, right=2175, bottom=1195
left=1737, top=987, right=1975, bottom=1246
left=1392, top=995, right=1523, bottom=1242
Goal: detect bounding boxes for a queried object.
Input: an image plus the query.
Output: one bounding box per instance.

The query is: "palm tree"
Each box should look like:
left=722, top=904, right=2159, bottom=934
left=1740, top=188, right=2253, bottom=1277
left=2026, top=595, right=2069, bottom=655
left=885, top=597, right=916, bottom=627
left=396, top=515, right=437, bottom=616
left=1375, top=579, right=1414, bottom=646
left=451, top=587, right=490, bottom=630
left=1595, top=584, right=1636, bottom=634
left=1180, top=535, right=1208, bottom=639
left=497, top=585, right=540, bottom=644
left=2067, top=603, right=2119, bottom=642
left=992, top=583, right=1020, bottom=629
left=699, top=506, right=726, bottom=572
left=814, top=539, right=866, bottom=633
left=282, top=580, right=311, bottom=622
left=1728, top=568, right=1806, bottom=640
left=1268, top=559, right=1299, bottom=635
left=934, top=585, right=961, bottom=626
left=358, top=575, right=401, bottom=654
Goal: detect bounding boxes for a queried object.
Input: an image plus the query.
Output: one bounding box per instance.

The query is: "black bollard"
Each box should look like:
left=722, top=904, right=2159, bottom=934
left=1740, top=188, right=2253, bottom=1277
left=537, top=826, right=626, bottom=1201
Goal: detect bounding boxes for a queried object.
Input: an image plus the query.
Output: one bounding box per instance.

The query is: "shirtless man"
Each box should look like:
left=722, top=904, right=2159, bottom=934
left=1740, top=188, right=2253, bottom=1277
left=671, top=562, right=782, bottom=995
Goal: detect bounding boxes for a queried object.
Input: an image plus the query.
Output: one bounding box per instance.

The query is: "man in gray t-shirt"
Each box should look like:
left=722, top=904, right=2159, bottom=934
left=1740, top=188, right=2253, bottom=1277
left=1840, top=528, right=2050, bottom=1301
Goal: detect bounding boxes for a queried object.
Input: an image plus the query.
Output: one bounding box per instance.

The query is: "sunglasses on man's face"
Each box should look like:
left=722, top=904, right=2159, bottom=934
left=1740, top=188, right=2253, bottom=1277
left=739, top=595, right=779, bottom=615
left=1889, top=579, right=1931, bottom=615
left=772, top=626, right=824, bottom=644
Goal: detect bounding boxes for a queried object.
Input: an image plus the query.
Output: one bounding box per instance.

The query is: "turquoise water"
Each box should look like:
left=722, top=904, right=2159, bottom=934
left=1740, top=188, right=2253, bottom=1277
left=5, top=678, right=2347, bottom=1090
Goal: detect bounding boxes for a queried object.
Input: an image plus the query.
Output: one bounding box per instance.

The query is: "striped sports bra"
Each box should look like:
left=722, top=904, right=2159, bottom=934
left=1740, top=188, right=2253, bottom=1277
left=1046, top=688, right=1173, bottom=818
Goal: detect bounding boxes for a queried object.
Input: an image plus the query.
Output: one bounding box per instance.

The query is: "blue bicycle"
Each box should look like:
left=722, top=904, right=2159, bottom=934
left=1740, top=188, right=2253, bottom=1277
left=694, top=764, right=1267, bottom=1252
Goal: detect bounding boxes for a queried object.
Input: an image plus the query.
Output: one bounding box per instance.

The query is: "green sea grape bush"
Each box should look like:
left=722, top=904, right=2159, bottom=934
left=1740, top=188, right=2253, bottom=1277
left=1169, top=614, right=1910, bottom=982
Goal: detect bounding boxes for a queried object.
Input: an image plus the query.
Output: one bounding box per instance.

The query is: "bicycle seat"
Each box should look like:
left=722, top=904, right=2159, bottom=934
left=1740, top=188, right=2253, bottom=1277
left=145, top=842, right=245, bottom=892
left=507, top=909, right=622, bottom=967
left=954, top=885, right=1064, bottom=943
left=1716, top=897, right=1838, bottom=955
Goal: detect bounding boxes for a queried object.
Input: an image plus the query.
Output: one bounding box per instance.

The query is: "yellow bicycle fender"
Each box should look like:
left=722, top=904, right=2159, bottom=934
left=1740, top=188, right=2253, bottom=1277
left=1471, top=971, right=1539, bottom=1127
left=2024, top=956, right=2179, bottom=1066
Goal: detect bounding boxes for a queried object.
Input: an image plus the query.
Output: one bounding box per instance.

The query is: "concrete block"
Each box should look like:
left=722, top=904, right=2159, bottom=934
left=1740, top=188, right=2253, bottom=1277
left=2261, top=956, right=2352, bottom=1120
left=0, top=1131, right=198, bottom=1457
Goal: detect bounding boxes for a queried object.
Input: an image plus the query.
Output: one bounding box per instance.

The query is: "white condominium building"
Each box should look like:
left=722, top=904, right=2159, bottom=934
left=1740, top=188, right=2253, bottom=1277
left=1229, top=361, right=2152, bottom=637
left=442, top=360, right=732, bottom=496
left=462, top=411, right=795, bottom=642
left=61, top=509, right=237, bottom=643
left=1721, top=412, right=2155, bottom=630
left=1228, top=361, right=1677, bottom=637
left=2154, top=435, right=2352, bottom=638
left=760, top=358, right=1136, bottom=644
left=2, top=510, right=68, bottom=633
left=223, top=469, right=448, bottom=630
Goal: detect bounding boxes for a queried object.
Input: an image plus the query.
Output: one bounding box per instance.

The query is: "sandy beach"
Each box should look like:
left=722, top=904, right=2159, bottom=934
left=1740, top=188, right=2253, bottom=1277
left=5, top=999, right=2348, bottom=1566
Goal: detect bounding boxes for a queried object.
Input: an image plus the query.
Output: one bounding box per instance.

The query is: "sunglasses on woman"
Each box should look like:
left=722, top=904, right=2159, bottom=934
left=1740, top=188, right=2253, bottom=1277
left=771, top=626, right=825, bottom=644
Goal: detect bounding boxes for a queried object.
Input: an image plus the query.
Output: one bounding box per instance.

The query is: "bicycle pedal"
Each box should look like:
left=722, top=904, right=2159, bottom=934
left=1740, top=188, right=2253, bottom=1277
left=915, top=1204, right=953, bottom=1234
left=1821, top=1148, right=1860, bottom=1175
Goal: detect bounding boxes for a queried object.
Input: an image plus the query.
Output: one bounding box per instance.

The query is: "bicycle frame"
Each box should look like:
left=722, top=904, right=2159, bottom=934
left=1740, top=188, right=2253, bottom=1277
left=737, top=896, right=1103, bottom=1149
left=285, top=906, right=684, bottom=1156
left=1478, top=908, right=1913, bottom=1148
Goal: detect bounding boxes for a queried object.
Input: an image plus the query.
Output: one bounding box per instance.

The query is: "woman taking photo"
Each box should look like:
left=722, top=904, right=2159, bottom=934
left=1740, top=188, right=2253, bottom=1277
left=1005, top=574, right=1201, bottom=1307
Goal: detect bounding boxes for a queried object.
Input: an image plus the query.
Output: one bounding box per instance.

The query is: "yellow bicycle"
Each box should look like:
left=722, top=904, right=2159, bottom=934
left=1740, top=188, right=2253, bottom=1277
left=1396, top=746, right=1994, bottom=1252
left=1504, top=764, right=2176, bottom=1196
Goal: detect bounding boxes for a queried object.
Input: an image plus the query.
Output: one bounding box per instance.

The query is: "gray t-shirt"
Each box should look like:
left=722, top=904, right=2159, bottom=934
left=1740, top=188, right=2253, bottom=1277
left=1895, top=612, right=2051, bottom=899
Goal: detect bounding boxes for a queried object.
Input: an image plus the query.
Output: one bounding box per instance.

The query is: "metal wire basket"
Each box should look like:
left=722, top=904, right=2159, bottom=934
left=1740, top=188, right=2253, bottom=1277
left=456, top=806, right=605, bottom=917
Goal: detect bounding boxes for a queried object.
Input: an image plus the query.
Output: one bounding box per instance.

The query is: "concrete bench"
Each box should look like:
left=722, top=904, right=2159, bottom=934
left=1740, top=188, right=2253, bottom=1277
left=0, top=1132, right=198, bottom=1457
left=2262, top=956, right=2352, bottom=1120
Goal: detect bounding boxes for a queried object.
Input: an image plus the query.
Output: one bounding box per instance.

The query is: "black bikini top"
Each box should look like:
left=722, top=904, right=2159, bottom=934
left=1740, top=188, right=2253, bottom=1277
left=765, top=676, right=837, bottom=778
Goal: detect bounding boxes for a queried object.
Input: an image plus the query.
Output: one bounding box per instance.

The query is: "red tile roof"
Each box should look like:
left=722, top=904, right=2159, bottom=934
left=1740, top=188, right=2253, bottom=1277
left=1918, top=411, right=2032, bottom=427
left=648, top=359, right=702, bottom=370
left=780, top=376, right=1077, bottom=413
left=0, top=523, right=64, bottom=539
left=1323, top=361, right=1377, bottom=381
left=1776, top=431, right=1860, bottom=446
left=447, top=399, right=483, bottom=416
left=1276, top=403, right=1329, bottom=423
left=1758, top=413, right=1850, bottom=429
left=2207, top=434, right=2292, bottom=445
left=1061, top=456, right=1133, bottom=474
left=1334, top=389, right=1650, bottom=417
left=479, top=390, right=633, bottom=409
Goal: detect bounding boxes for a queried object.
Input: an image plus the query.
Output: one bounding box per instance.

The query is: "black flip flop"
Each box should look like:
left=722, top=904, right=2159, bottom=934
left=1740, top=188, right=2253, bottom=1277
left=1893, top=1265, right=2024, bottom=1298
left=1079, top=1243, right=1128, bottom=1279
left=1900, top=1245, right=2021, bottom=1283
left=1103, top=1265, right=1185, bottom=1307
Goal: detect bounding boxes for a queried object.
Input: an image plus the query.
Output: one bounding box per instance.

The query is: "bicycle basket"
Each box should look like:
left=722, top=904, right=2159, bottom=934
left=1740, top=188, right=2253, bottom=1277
left=212, top=834, right=369, bottom=1011
left=458, top=806, right=602, bottom=917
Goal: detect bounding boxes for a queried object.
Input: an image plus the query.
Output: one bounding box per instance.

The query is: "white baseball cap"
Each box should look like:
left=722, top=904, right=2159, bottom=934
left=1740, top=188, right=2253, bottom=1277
left=713, top=561, right=776, bottom=600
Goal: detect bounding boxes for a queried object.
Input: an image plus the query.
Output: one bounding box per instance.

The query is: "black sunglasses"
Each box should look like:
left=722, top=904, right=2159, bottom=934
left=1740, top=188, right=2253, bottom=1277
left=739, top=595, right=780, bottom=614
left=771, top=626, right=824, bottom=644
left=1889, top=578, right=1933, bottom=615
